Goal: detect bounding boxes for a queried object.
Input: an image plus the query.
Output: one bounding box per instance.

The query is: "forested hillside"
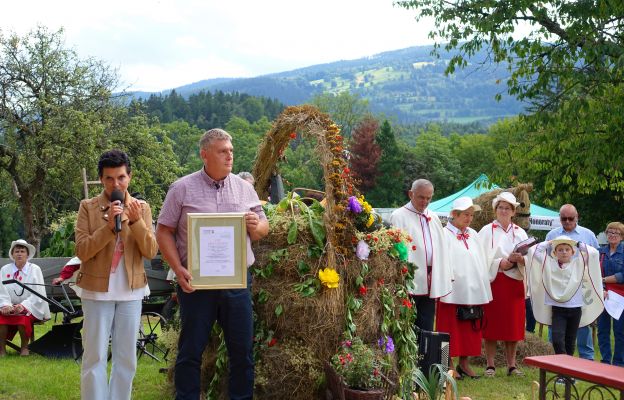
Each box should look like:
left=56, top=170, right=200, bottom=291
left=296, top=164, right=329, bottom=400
left=129, top=45, right=525, bottom=124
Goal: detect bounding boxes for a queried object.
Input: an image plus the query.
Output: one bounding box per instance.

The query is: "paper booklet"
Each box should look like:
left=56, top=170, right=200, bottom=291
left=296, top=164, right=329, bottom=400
left=512, top=236, right=539, bottom=255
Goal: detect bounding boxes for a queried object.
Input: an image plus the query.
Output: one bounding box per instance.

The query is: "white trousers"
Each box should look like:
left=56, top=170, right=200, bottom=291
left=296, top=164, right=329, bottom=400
left=81, top=299, right=142, bottom=400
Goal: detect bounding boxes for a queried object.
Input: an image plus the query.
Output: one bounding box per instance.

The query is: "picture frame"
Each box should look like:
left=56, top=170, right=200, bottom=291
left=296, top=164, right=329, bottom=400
left=186, top=212, right=247, bottom=289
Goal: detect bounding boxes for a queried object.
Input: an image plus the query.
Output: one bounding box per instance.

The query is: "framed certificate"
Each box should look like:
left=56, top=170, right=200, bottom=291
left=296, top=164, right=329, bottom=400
left=187, top=213, right=247, bottom=289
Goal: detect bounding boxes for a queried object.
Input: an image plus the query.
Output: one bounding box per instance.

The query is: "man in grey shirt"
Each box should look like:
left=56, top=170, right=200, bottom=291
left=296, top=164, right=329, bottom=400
left=156, top=128, right=269, bottom=400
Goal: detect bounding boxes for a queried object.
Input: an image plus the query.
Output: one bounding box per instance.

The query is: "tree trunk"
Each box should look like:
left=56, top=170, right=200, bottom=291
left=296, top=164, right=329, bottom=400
left=18, top=189, right=41, bottom=256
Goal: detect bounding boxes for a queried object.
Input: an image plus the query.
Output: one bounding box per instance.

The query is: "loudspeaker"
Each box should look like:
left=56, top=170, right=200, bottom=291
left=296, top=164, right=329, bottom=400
left=417, top=330, right=450, bottom=377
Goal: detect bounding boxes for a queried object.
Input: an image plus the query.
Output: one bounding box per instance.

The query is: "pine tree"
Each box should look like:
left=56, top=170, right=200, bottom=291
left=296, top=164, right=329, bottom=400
left=349, top=117, right=381, bottom=193
left=366, top=121, right=405, bottom=207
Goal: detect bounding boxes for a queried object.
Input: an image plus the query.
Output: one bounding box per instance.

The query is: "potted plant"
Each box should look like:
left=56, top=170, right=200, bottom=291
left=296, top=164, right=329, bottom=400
left=329, top=337, right=394, bottom=400
left=408, top=364, right=458, bottom=400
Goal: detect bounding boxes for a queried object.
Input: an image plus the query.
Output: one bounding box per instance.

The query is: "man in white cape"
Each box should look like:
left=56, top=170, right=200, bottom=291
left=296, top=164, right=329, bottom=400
left=389, top=179, right=452, bottom=332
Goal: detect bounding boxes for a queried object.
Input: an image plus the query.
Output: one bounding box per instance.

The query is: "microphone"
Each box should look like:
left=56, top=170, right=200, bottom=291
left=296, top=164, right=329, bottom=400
left=111, top=189, right=124, bottom=233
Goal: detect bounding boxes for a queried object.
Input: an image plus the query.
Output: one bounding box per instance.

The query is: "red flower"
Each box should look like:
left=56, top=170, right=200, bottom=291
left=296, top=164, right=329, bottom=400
left=336, top=135, right=343, bottom=141
left=492, top=223, right=498, bottom=229
left=402, top=299, right=412, bottom=308
left=359, top=286, right=368, bottom=296
left=411, top=245, right=417, bottom=251
left=351, top=236, right=358, bottom=244
left=401, top=267, right=408, bottom=275
left=373, top=368, right=379, bottom=377
left=373, top=237, right=378, bottom=242
left=366, top=234, right=371, bottom=240
left=377, top=278, right=385, bottom=286
left=268, top=338, right=277, bottom=347
left=289, top=132, right=297, bottom=139
left=343, top=167, right=350, bottom=174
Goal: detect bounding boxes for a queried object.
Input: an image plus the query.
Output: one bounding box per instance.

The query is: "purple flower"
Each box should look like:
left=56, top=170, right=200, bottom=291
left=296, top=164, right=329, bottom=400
left=377, top=336, right=395, bottom=354
left=356, top=240, right=370, bottom=260
left=347, top=196, right=362, bottom=214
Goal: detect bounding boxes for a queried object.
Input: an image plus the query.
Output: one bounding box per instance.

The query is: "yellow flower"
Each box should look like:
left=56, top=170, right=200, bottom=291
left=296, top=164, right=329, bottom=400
left=366, top=214, right=374, bottom=228
left=318, top=268, right=340, bottom=289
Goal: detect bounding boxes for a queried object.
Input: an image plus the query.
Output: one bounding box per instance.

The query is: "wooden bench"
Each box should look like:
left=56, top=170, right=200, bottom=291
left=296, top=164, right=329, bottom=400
left=524, top=354, right=624, bottom=400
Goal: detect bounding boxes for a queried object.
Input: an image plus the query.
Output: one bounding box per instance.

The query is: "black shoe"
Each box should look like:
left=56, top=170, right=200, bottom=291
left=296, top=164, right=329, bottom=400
left=456, top=365, right=480, bottom=379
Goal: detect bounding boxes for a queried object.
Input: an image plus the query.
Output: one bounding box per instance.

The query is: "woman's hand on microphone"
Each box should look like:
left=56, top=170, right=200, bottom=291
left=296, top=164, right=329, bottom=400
left=108, top=199, right=124, bottom=232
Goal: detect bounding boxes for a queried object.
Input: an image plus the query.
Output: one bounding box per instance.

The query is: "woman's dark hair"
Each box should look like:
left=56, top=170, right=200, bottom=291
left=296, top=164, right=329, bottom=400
left=97, top=149, right=132, bottom=177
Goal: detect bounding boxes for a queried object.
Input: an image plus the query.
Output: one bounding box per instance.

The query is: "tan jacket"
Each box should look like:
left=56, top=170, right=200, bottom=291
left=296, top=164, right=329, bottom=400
left=75, top=191, right=158, bottom=292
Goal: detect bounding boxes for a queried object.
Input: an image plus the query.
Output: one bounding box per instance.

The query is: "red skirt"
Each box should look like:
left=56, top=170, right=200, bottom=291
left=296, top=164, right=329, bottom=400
left=482, top=273, right=525, bottom=341
left=0, top=314, right=37, bottom=340
left=435, top=301, right=482, bottom=357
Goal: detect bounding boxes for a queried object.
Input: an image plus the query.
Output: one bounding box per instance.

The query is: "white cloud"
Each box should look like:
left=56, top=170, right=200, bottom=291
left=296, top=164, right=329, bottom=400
left=0, top=0, right=435, bottom=91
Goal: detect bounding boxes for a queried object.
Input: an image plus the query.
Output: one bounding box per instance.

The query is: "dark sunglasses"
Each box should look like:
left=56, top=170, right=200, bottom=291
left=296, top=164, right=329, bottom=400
left=560, top=217, right=576, bottom=222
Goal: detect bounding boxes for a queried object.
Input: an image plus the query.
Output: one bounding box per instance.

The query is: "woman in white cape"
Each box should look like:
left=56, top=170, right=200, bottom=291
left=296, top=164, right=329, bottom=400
left=437, top=197, right=492, bottom=379
left=478, top=192, right=528, bottom=377
left=0, top=239, right=51, bottom=356
left=526, top=235, right=604, bottom=356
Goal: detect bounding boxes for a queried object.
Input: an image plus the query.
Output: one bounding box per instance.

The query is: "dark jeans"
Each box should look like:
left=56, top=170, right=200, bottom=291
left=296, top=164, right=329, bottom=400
left=551, top=306, right=582, bottom=356
left=525, top=298, right=536, bottom=333
left=597, top=309, right=624, bottom=366
left=411, top=295, right=436, bottom=332
left=174, top=281, right=254, bottom=400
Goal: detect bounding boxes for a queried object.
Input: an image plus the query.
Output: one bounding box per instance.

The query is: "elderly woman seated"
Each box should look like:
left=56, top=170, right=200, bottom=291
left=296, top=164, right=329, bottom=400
left=0, top=239, right=51, bottom=356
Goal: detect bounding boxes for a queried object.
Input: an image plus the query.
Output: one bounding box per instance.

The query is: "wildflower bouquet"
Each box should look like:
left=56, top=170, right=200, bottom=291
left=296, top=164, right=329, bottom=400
left=347, top=195, right=382, bottom=232
left=330, top=337, right=394, bottom=390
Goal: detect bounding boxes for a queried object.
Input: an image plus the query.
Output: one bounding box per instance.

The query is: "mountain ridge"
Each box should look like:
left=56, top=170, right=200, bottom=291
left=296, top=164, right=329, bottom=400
left=128, top=45, right=525, bottom=124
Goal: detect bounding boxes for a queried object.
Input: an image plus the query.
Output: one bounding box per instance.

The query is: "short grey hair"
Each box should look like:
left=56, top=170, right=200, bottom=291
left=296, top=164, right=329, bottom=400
left=410, top=179, right=434, bottom=192
left=199, top=128, right=232, bottom=149
left=238, top=171, right=255, bottom=184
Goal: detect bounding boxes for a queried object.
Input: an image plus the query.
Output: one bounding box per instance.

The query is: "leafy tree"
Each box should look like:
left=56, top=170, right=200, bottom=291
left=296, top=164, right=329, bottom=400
left=366, top=121, right=405, bottom=207
left=103, top=111, right=182, bottom=214
left=226, top=116, right=272, bottom=174
left=397, top=0, right=624, bottom=219
left=405, top=129, right=462, bottom=199
left=0, top=26, right=118, bottom=252
left=449, top=132, right=496, bottom=188
left=159, top=120, right=204, bottom=174
left=310, top=91, right=370, bottom=137
left=349, top=117, right=381, bottom=193
left=396, top=0, right=624, bottom=111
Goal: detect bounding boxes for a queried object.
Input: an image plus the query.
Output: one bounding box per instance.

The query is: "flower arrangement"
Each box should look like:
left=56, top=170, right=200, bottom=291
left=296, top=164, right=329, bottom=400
left=347, top=195, right=381, bottom=232
left=330, top=337, right=394, bottom=390
left=354, top=227, right=412, bottom=259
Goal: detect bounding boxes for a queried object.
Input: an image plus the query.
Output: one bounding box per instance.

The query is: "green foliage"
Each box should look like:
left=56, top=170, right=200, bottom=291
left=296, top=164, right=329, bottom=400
left=279, top=139, right=325, bottom=191
left=136, top=89, right=284, bottom=130
left=0, top=26, right=119, bottom=249
left=310, top=91, right=370, bottom=137
left=104, top=111, right=182, bottom=213
left=40, top=212, right=77, bottom=257
left=365, top=121, right=405, bottom=207
left=407, top=364, right=458, bottom=400
left=396, top=0, right=624, bottom=111
left=226, top=116, right=272, bottom=174
left=330, top=337, right=388, bottom=390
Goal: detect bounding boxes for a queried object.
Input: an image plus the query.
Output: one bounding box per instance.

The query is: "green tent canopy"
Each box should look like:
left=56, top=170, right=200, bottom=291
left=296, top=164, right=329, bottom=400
left=377, top=174, right=560, bottom=231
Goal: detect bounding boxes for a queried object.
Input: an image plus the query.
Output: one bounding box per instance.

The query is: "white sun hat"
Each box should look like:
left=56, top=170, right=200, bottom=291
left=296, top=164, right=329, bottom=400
left=451, top=196, right=482, bottom=212
left=492, top=191, right=521, bottom=210
left=9, top=239, right=36, bottom=260
left=549, top=235, right=578, bottom=257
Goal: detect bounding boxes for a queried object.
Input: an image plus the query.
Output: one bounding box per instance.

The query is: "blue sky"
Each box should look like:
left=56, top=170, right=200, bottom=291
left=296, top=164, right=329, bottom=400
left=1, top=0, right=434, bottom=92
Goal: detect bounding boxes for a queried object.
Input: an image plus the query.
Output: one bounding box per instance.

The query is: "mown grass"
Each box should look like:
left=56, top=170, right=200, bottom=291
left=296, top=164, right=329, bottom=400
left=2, top=318, right=617, bottom=399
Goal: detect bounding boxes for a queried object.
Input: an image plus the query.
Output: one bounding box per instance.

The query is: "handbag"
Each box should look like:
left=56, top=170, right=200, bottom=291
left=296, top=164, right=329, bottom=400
left=456, top=305, right=486, bottom=331
left=456, top=305, right=483, bottom=320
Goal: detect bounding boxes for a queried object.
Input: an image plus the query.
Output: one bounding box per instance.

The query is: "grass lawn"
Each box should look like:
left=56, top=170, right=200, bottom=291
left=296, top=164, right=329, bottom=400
left=2, top=319, right=618, bottom=399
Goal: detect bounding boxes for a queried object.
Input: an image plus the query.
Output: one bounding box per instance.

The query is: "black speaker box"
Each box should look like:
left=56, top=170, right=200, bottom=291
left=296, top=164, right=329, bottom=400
left=417, top=330, right=450, bottom=377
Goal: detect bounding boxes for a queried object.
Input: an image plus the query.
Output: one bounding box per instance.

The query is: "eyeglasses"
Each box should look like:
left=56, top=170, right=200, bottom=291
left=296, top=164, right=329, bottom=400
left=606, top=231, right=622, bottom=236
left=560, top=217, right=576, bottom=222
